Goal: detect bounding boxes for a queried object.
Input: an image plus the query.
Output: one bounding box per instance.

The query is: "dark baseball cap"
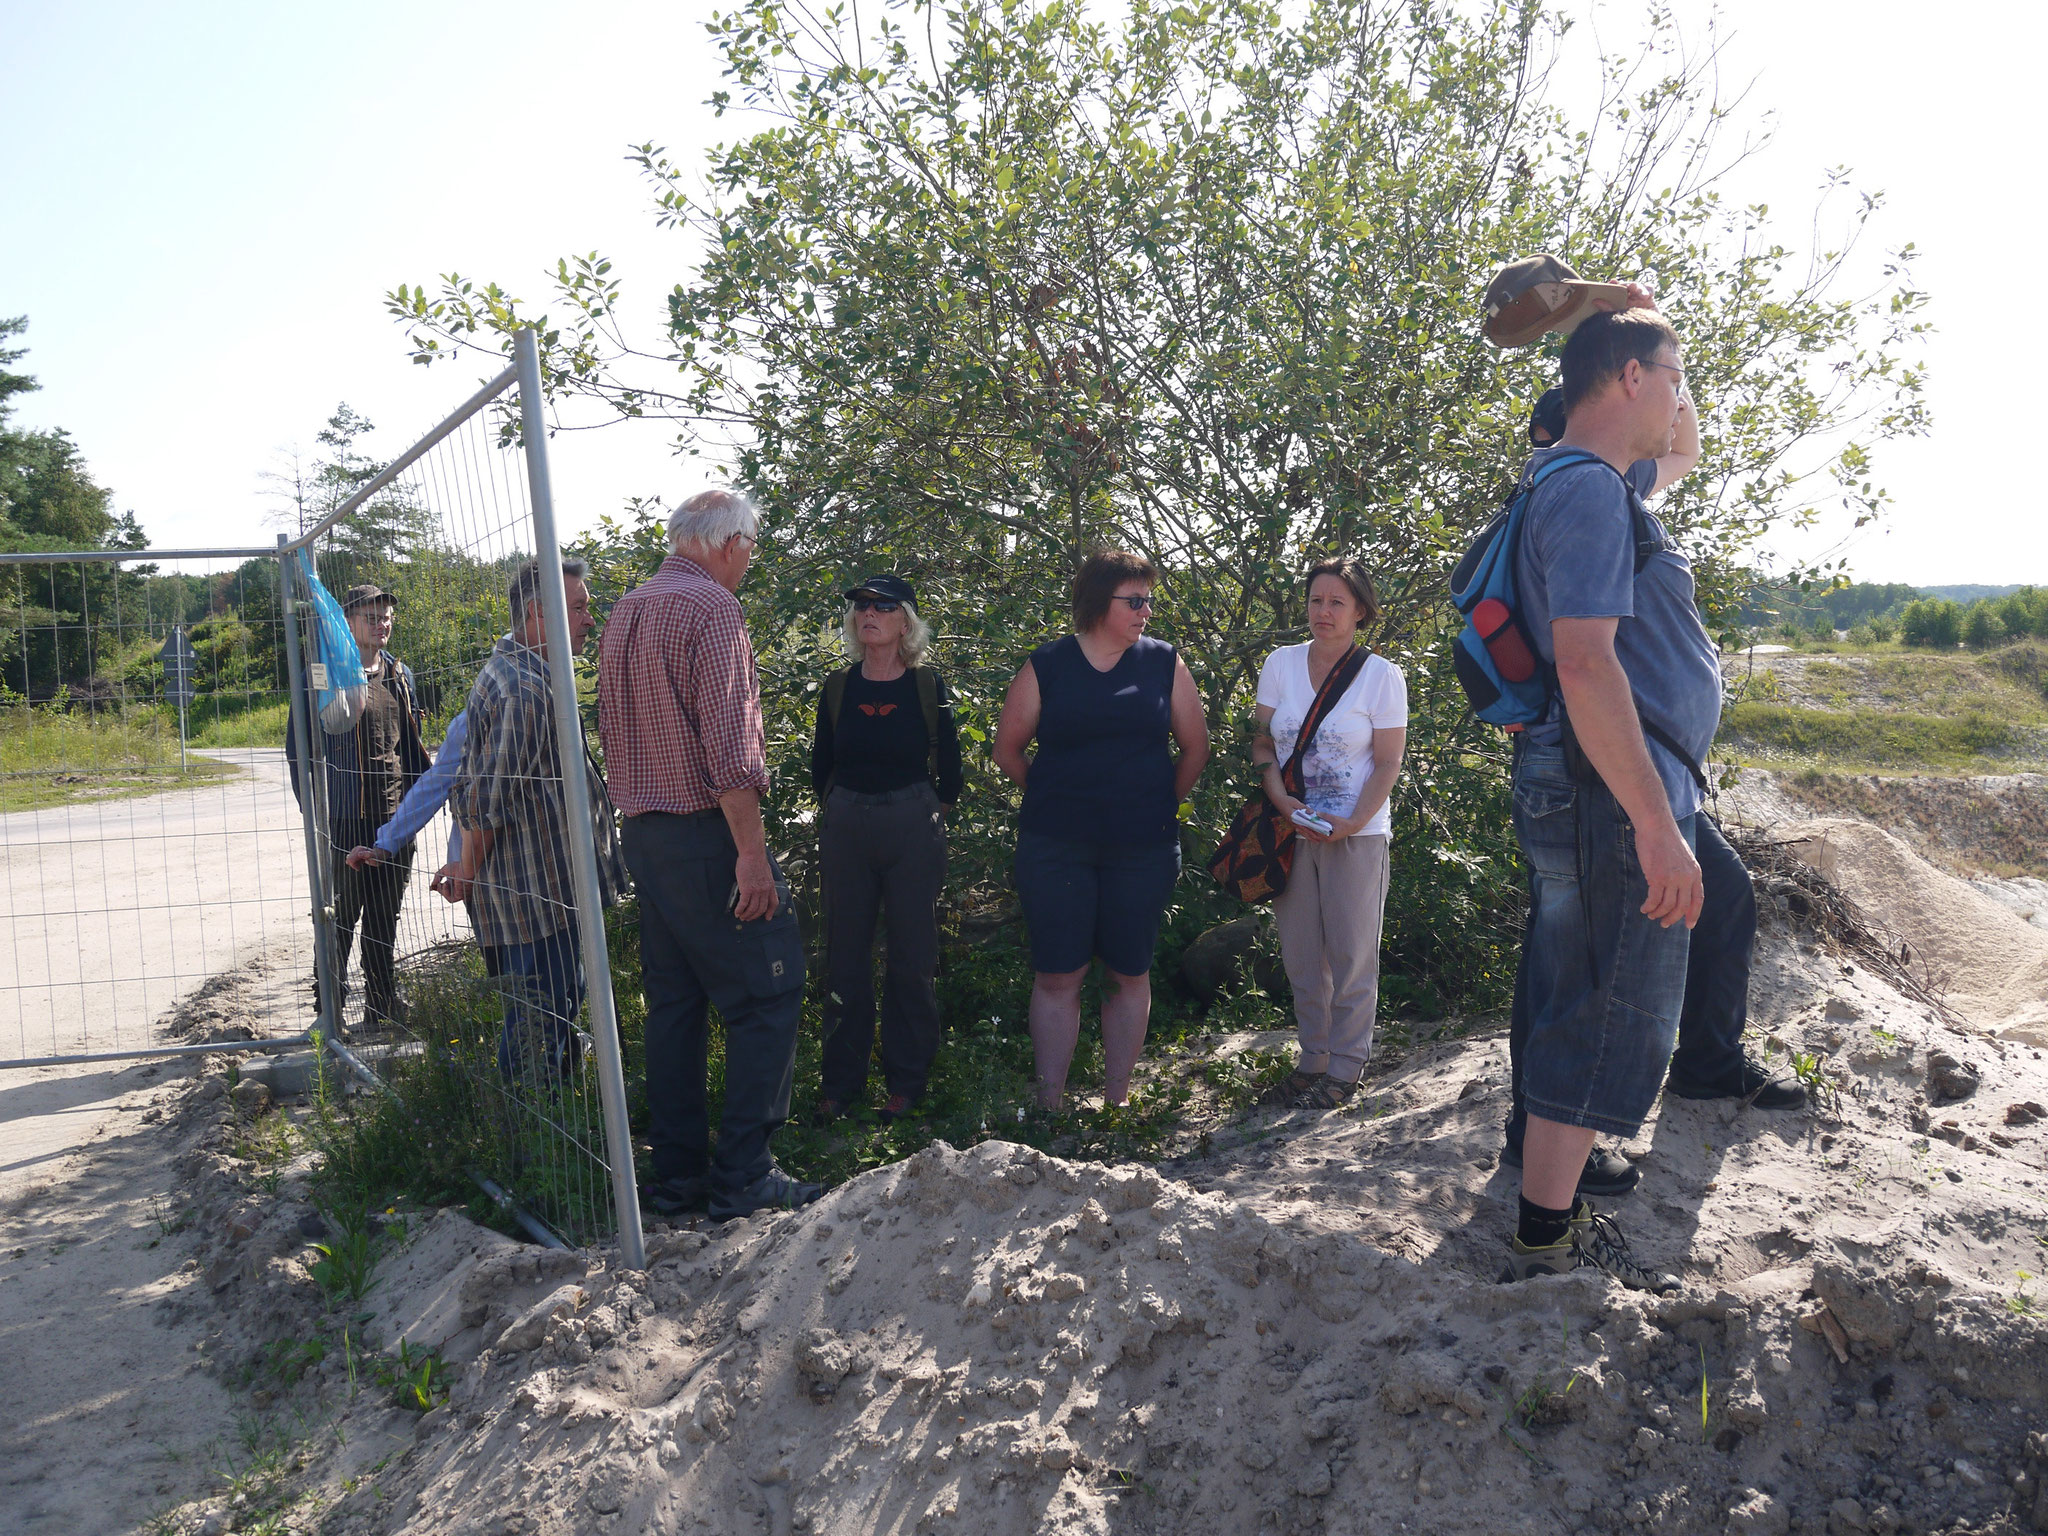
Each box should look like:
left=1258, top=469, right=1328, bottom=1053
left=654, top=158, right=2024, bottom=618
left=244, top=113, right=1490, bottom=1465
left=1482, top=254, right=1633, bottom=349
left=843, top=573, right=915, bottom=606
left=1527, top=386, right=1567, bottom=445
left=342, top=583, right=398, bottom=612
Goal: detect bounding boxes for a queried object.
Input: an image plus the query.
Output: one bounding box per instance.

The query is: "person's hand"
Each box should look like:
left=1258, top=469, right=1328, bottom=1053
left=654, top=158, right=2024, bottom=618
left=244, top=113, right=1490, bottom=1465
left=430, top=862, right=469, bottom=903
left=1637, top=820, right=1704, bottom=929
left=1308, top=812, right=1364, bottom=843
left=344, top=845, right=383, bottom=870
left=1620, top=280, right=1657, bottom=311
left=733, top=848, right=780, bottom=923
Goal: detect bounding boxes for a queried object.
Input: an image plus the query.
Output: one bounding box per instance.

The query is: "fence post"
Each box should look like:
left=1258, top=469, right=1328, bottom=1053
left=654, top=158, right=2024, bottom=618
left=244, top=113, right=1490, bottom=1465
left=513, top=327, right=647, bottom=1271
left=278, top=534, right=341, bottom=1045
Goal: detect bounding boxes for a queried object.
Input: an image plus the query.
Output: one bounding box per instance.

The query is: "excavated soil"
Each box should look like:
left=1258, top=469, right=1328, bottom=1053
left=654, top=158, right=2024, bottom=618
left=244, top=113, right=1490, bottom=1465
left=12, top=814, right=2048, bottom=1536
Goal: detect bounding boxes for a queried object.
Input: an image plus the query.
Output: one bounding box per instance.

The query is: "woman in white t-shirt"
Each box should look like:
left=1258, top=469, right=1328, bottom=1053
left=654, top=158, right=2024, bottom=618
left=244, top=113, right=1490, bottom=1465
left=1252, top=558, right=1408, bottom=1111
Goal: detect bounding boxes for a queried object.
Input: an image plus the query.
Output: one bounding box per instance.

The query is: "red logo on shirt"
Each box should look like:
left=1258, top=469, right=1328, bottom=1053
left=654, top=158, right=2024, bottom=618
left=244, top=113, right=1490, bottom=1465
left=857, top=703, right=898, bottom=716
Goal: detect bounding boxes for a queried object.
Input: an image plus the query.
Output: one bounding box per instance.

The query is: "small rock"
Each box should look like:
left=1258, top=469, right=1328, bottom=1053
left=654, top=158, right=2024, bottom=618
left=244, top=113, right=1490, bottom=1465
left=229, top=1078, right=272, bottom=1115
left=1952, top=1458, right=1986, bottom=1488
left=1292, top=1461, right=1333, bottom=1498
left=498, top=1284, right=584, bottom=1352
left=2007, top=1102, right=2046, bottom=1127
left=1178, top=915, right=1266, bottom=1002
left=1927, top=1052, right=1980, bottom=1103
left=1829, top=1496, right=1868, bottom=1531
left=1726, top=1487, right=1790, bottom=1535
left=1825, top=996, right=1863, bottom=1022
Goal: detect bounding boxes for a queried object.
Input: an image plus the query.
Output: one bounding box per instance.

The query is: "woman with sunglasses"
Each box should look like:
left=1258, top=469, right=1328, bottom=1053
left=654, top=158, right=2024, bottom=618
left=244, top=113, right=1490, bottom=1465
left=993, top=548, right=1210, bottom=1111
left=1252, top=557, right=1407, bottom=1112
left=810, top=574, right=963, bottom=1124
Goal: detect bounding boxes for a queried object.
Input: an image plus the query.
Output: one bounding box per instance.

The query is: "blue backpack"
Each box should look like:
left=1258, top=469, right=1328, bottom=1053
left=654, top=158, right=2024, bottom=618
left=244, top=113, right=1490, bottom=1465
left=1449, top=448, right=1706, bottom=787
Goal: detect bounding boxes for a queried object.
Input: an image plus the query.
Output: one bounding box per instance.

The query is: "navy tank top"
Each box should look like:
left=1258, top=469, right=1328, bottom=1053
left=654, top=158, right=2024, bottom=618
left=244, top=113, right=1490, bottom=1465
left=1019, top=634, right=1178, bottom=845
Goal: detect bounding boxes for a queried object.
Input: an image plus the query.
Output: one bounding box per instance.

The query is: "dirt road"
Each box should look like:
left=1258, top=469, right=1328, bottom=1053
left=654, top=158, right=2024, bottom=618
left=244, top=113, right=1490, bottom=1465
left=1, top=748, right=315, bottom=1063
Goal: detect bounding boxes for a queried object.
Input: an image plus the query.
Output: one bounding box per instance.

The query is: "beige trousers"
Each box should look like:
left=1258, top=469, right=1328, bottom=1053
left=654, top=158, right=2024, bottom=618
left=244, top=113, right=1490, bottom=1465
left=1272, top=832, right=1391, bottom=1084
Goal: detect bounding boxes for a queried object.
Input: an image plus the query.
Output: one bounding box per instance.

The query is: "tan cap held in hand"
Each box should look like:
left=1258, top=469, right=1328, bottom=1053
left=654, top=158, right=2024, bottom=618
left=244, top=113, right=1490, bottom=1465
left=1482, top=254, right=1634, bottom=348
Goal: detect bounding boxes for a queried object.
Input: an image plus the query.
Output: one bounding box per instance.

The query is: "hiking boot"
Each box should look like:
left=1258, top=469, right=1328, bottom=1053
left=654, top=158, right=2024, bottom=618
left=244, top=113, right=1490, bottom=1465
left=1500, top=1202, right=1679, bottom=1294
left=708, top=1163, right=825, bottom=1221
left=876, top=1093, right=915, bottom=1124
left=1571, top=1206, right=1680, bottom=1293
left=1269, top=1070, right=1322, bottom=1107
left=1501, top=1139, right=1642, bottom=1199
left=1291, top=1075, right=1358, bottom=1113
left=642, top=1173, right=708, bottom=1217
left=809, top=1097, right=847, bottom=1129
left=1666, top=1053, right=1808, bottom=1112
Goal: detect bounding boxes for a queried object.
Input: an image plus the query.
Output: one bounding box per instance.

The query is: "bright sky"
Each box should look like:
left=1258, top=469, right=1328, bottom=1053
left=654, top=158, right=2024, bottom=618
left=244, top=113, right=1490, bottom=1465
left=1, top=1, right=2037, bottom=585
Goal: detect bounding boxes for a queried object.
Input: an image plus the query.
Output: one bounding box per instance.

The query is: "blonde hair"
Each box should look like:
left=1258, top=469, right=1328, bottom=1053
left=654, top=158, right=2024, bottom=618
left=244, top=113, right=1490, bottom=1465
left=840, top=600, right=932, bottom=666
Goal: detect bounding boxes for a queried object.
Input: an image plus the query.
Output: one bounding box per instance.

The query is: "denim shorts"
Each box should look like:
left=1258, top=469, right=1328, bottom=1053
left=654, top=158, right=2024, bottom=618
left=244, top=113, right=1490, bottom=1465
left=1015, top=830, right=1181, bottom=977
left=1514, top=745, right=1694, bottom=1138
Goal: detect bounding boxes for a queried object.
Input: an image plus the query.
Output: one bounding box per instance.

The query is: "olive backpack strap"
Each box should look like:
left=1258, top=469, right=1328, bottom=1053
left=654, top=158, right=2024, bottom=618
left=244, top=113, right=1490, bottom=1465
left=821, top=664, right=857, bottom=795
left=913, top=666, right=942, bottom=781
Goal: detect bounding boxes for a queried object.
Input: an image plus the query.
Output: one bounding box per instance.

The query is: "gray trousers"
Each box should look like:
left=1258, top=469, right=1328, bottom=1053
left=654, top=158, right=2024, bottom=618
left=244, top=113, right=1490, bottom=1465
left=818, top=783, right=948, bottom=1104
left=1273, top=832, right=1391, bottom=1084
left=623, top=811, right=805, bottom=1194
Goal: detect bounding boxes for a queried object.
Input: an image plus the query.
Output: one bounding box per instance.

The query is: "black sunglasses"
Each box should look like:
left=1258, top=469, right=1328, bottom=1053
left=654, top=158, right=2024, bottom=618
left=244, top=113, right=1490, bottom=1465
left=1111, top=593, right=1155, bottom=612
left=851, top=597, right=902, bottom=613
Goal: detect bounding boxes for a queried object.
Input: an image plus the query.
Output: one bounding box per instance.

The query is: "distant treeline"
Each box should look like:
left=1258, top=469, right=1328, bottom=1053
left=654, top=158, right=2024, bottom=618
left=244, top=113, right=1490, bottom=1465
left=1744, top=581, right=2048, bottom=648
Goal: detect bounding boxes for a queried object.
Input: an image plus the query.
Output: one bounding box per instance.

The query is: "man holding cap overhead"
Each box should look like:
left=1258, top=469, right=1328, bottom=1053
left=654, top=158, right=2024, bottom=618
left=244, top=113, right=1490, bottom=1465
left=1477, top=265, right=1722, bottom=1292
left=287, top=583, right=432, bottom=1030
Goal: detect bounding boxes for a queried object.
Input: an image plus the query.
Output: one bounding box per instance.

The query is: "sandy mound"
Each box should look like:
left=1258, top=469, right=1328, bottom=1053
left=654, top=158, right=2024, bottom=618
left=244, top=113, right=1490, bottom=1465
left=1771, top=817, right=2048, bottom=1043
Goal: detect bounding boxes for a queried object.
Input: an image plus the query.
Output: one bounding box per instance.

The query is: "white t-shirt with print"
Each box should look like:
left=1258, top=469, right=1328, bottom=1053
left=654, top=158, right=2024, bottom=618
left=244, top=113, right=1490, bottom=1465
left=1256, top=645, right=1409, bottom=838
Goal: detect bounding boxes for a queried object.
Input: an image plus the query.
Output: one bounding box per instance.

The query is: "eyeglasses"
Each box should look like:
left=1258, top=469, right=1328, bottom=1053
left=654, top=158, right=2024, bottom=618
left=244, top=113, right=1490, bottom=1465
left=1643, top=358, right=1686, bottom=386
left=852, top=597, right=901, bottom=613
left=1110, top=593, right=1155, bottom=612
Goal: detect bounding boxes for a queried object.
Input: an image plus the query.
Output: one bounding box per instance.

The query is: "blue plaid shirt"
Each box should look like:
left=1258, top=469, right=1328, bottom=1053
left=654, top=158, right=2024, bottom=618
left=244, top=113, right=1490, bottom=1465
left=455, top=636, right=627, bottom=948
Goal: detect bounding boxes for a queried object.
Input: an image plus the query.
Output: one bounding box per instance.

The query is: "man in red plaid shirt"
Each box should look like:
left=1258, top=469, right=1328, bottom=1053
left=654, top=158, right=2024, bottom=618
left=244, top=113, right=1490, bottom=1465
left=598, top=487, right=821, bottom=1221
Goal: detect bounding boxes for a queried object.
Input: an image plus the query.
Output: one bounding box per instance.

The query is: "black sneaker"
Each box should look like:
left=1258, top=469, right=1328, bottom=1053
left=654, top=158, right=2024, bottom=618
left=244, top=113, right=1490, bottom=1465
left=707, top=1163, right=825, bottom=1221
left=1501, top=1139, right=1642, bottom=1199
left=642, top=1174, right=708, bottom=1216
left=1666, top=1053, right=1808, bottom=1111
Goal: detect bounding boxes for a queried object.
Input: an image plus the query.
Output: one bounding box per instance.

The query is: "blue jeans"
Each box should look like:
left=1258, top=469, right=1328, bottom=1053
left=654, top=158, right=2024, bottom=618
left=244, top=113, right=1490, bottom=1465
left=1510, top=745, right=1694, bottom=1139
left=1505, top=812, right=1755, bottom=1148
left=485, top=926, right=585, bottom=1082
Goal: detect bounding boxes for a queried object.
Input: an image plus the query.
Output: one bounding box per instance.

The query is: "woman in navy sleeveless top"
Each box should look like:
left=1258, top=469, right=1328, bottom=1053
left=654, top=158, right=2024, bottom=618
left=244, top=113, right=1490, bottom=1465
left=993, top=550, right=1210, bottom=1111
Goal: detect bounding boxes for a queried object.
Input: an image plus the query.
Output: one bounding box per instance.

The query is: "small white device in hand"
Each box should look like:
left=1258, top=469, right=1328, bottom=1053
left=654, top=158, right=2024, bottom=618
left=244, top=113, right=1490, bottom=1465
left=1291, top=807, right=1335, bottom=836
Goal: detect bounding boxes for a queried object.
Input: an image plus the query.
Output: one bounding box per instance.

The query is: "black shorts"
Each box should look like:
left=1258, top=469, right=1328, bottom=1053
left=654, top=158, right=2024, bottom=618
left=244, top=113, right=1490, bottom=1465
left=1014, top=830, right=1181, bottom=976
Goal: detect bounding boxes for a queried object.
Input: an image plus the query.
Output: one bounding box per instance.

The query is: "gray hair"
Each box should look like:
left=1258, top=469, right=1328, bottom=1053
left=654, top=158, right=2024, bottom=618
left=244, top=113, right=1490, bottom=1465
left=509, top=557, right=589, bottom=623
left=667, top=488, right=759, bottom=555
left=840, top=599, right=932, bottom=667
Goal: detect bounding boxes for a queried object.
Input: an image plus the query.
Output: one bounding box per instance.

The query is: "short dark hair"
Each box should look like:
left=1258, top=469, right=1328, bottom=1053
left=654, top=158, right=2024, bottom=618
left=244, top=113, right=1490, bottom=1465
left=1559, top=309, right=1680, bottom=414
left=1071, top=548, right=1159, bottom=632
left=1304, top=558, right=1380, bottom=626
left=508, top=557, right=590, bottom=622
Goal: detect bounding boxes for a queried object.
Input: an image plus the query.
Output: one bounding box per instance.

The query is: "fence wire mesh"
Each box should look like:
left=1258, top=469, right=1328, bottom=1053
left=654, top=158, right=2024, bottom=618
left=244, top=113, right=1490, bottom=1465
left=283, top=359, right=634, bottom=1251
left=2, top=337, right=640, bottom=1260
left=2, top=549, right=314, bottom=1063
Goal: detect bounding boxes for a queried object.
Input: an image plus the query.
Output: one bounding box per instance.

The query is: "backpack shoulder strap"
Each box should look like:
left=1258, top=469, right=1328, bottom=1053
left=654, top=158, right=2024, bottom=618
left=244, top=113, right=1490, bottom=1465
left=824, top=665, right=852, bottom=733
left=913, top=666, right=942, bottom=780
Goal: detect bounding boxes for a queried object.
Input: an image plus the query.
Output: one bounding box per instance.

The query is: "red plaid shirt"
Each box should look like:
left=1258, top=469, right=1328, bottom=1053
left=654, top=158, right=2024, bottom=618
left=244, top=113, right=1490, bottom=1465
left=598, top=555, right=772, bottom=816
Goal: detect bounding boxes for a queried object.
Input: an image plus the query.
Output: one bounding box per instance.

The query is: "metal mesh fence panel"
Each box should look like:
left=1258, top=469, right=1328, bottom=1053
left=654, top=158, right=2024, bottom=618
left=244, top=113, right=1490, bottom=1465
left=1, top=546, right=314, bottom=1064
left=2, top=333, right=640, bottom=1263
left=282, top=342, right=639, bottom=1257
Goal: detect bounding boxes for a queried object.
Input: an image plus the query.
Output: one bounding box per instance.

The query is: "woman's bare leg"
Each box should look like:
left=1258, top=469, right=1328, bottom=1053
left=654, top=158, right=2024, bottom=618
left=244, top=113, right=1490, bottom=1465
left=1100, top=968, right=1153, bottom=1105
left=1029, top=967, right=1089, bottom=1109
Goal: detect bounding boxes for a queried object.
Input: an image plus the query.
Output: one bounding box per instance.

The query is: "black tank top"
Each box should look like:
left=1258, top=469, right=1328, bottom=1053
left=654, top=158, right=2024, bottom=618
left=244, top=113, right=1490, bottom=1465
left=1019, top=634, right=1177, bottom=845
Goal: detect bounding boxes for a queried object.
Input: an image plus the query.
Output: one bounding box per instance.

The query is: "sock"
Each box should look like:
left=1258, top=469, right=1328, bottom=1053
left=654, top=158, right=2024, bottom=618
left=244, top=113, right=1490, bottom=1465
left=1517, top=1195, right=1576, bottom=1250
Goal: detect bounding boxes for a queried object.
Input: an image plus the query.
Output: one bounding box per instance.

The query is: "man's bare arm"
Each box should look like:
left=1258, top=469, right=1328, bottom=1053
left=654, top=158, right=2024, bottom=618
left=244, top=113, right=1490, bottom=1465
left=719, top=787, right=779, bottom=922
left=1551, top=617, right=1702, bottom=929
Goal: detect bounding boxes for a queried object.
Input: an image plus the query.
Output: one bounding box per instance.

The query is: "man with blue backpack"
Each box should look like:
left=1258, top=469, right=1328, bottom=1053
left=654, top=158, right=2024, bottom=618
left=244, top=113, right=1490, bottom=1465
left=1506, top=385, right=1805, bottom=1202
left=1455, top=280, right=1721, bottom=1290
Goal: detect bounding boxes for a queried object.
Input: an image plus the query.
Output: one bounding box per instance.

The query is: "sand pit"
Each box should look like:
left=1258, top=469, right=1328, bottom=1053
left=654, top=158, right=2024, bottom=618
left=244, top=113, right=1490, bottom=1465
left=17, top=810, right=2048, bottom=1536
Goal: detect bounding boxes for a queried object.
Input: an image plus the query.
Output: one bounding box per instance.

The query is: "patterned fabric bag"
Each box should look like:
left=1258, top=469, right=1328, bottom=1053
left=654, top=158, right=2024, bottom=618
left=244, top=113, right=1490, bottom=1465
left=1206, top=646, right=1369, bottom=903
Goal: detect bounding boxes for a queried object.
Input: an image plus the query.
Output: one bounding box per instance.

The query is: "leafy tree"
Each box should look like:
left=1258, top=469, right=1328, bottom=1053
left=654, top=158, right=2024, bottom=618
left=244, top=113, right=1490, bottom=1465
left=1963, top=600, right=2006, bottom=651
left=0, top=316, right=151, bottom=701
left=384, top=0, right=1929, bottom=1010
left=1900, top=597, right=1963, bottom=649
left=304, top=404, right=437, bottom=582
